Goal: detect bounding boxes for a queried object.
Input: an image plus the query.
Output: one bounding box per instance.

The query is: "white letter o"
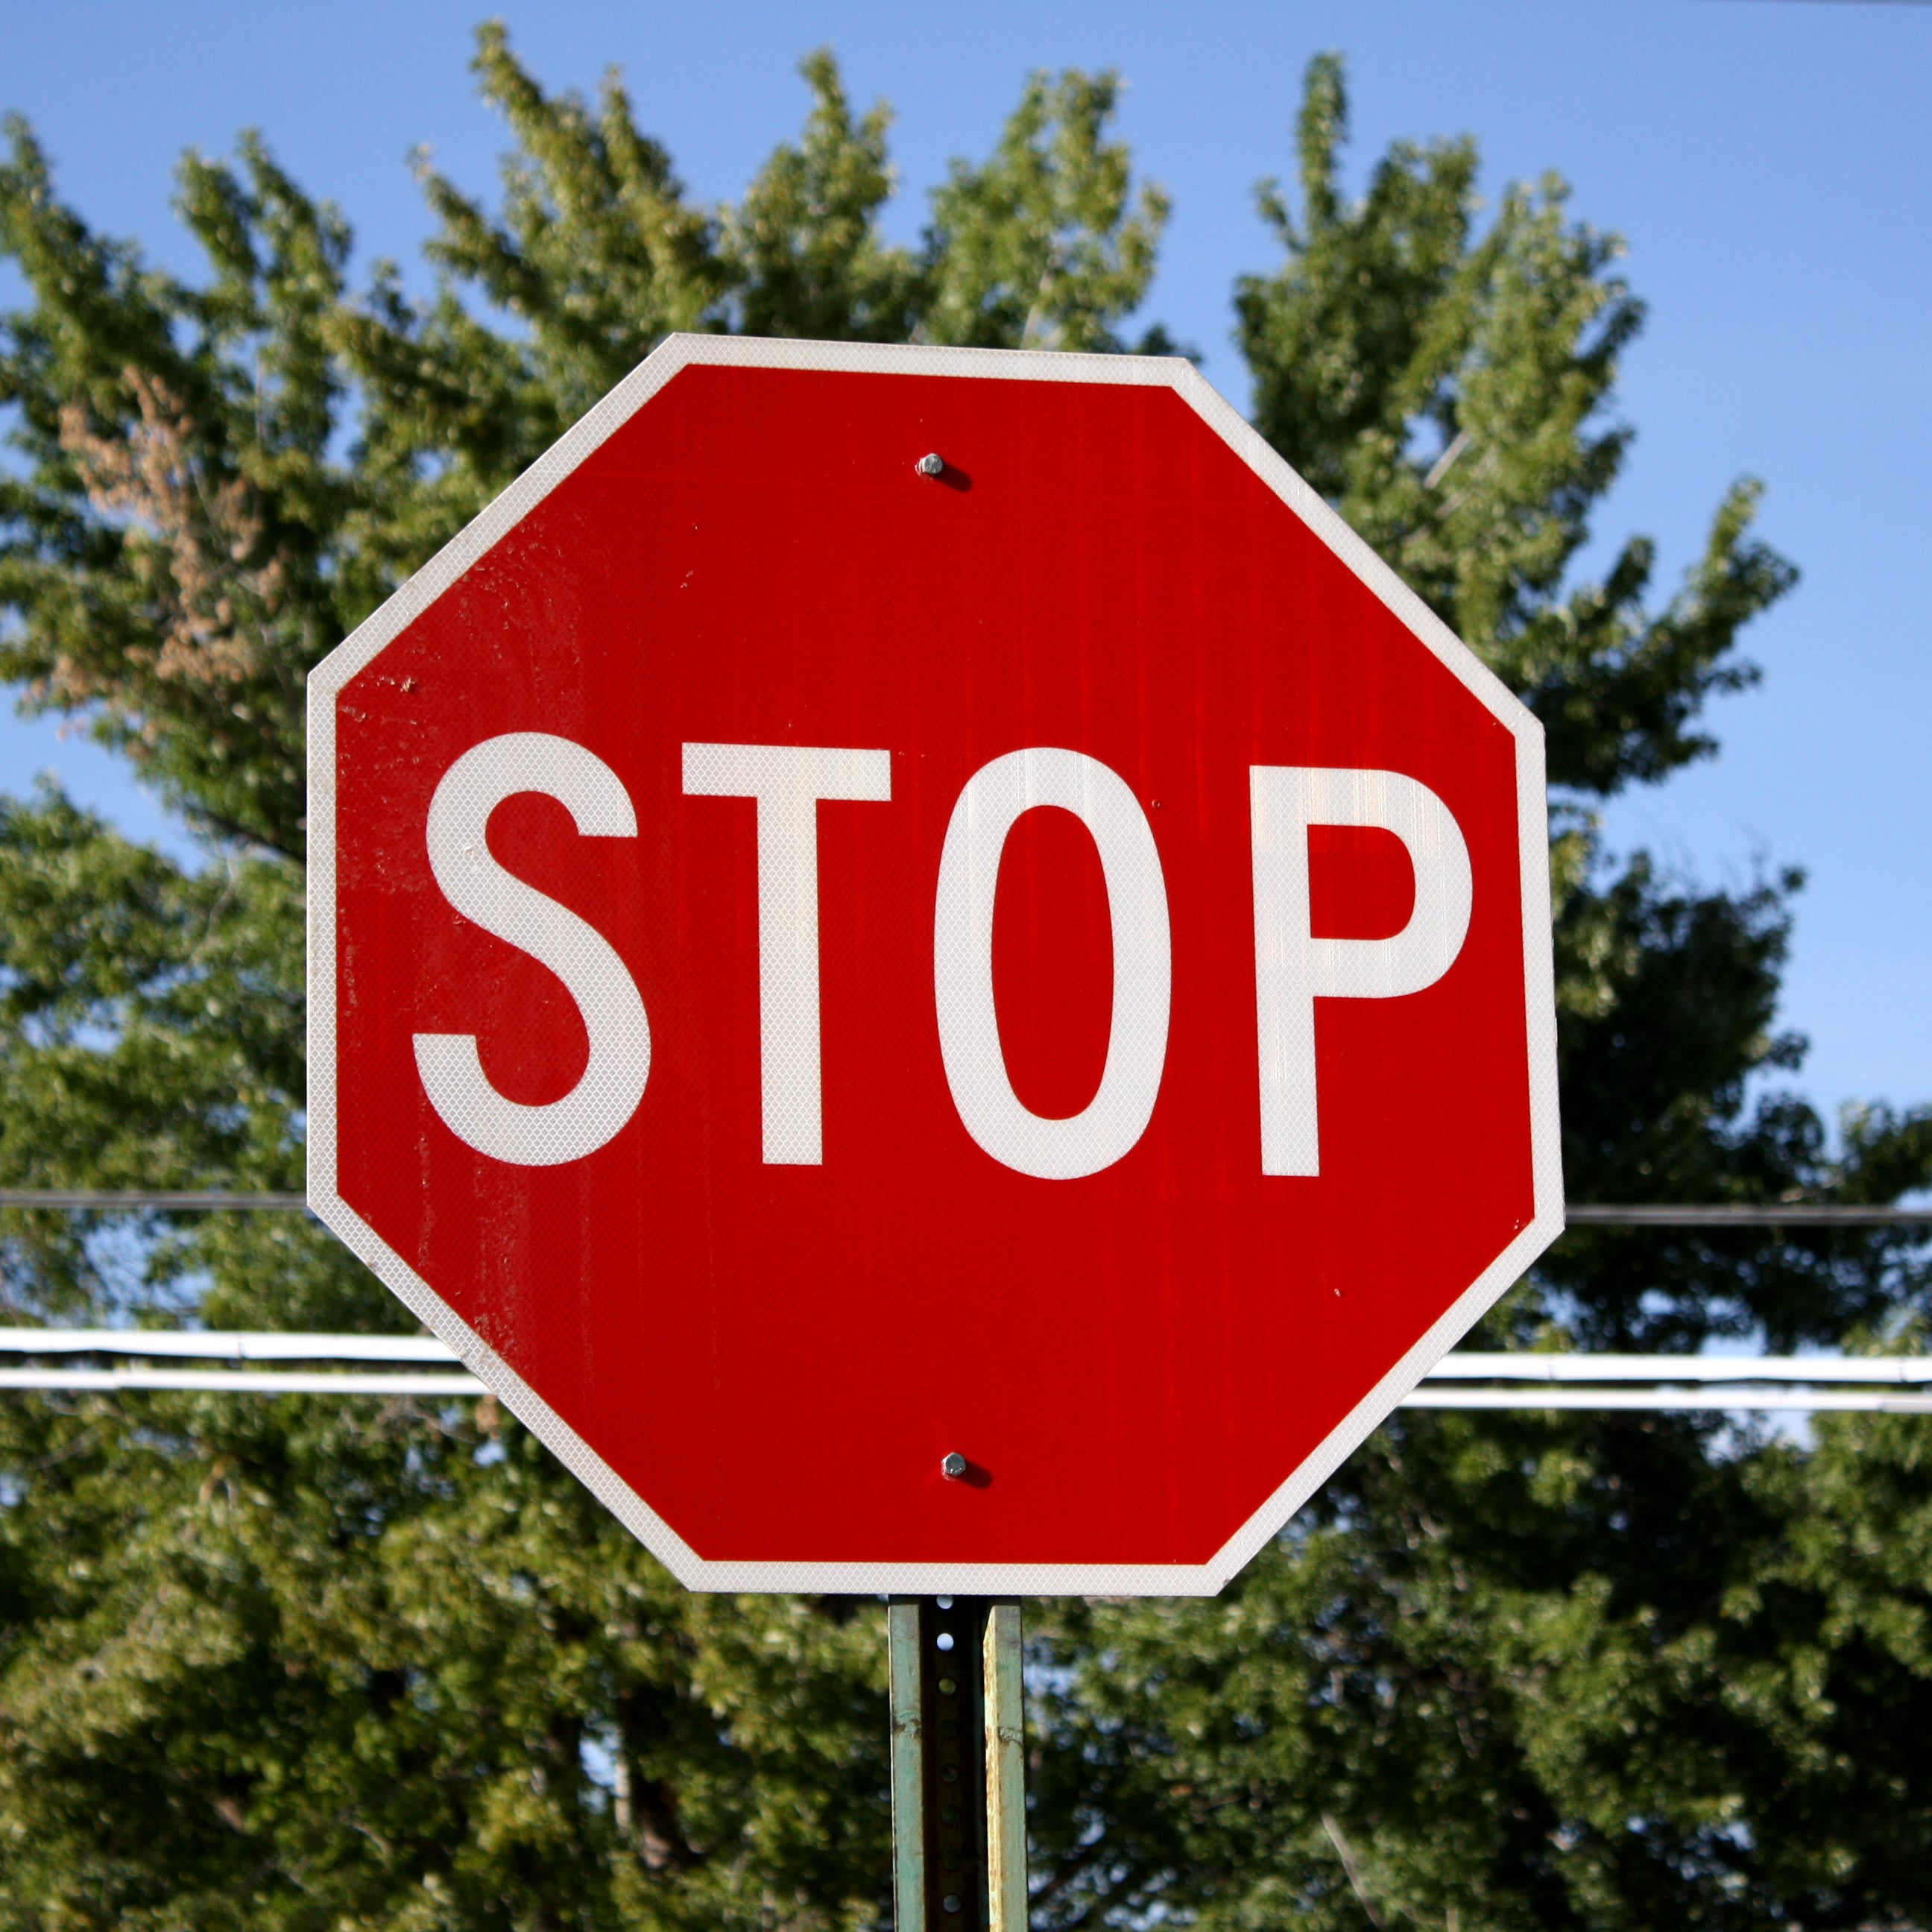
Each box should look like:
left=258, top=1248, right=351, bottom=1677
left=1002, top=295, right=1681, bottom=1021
left=933, top=748, right=1171, bottom=1180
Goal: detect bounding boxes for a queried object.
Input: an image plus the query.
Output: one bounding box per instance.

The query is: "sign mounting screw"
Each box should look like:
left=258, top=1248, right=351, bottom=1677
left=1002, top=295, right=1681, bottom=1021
left=941, top=1451, right=967, bottom=1480
left=916, top=452, right=946, bottom=478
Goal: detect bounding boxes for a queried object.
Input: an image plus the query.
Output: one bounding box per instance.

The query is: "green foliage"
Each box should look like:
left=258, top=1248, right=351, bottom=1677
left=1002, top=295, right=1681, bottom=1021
left=1, top=28, right=1930, bottom=1931
left=0, top=1383, right=888, bottom=1931
left=1028, top=1392, right=1932, bottom=1931
left=1236, top=54, right=1788, bottom=799
left=0, top=122, right=353, bottom=857
left=724, top=50, right=922, bottom=344
left=921, top=69, right=1168, bottom=352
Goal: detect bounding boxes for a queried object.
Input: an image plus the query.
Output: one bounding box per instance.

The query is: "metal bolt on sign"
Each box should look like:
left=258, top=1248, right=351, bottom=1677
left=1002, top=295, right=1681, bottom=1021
left=889, top=1598, right=1026, bottom=1932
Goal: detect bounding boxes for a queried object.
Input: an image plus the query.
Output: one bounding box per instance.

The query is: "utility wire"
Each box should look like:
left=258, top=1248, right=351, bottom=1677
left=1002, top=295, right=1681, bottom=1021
left=0, top=1368, right=1916, bottom=1409
left=4, top=1191, right=1931, bottom=1226
left=1409, top=1389, right=1932, bottom=1413
left=2, top=1196, right=1925, bottom=1406
left=7, top=1333, right=1931, bottom=1380
left=0, top=1368, right=484, bottom=1395
left=0, top=1190, right=309, bottom=1210
left=0, top=1329, right=455, bottom=1360
left=1, top=1330, right=1927, bottom=1409
left=1565, top=1205, right=1932, bottom=1227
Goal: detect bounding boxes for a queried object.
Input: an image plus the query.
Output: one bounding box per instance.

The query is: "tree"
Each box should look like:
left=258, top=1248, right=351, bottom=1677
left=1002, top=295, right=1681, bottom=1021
left=2, top=29, right=1930, bottom=1931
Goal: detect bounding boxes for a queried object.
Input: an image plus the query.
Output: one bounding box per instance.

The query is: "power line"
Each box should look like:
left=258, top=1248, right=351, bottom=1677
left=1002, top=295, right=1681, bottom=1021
left=1, top=1330, right=1926, bottom=1409
left=0, top=1329, right=454, bottom=1360
left=1440, top=1351, right=1932, bottom=1384
left=1, top=1195, right=1924, bottom=1407
left=9, top=1332, right=1929, bottom=1380
left=4, top=1190, right=1931, bottom=1226
left=1409, top=1388, right=1932, bottom=1413
left=1565, top=1205, right=1932, bottom=1227
left=0, top=1368, right=1914, bottom=1409
left=0, top=1367, right=484, bottom=1395
left=0, top=1189, right=309, bottom=1210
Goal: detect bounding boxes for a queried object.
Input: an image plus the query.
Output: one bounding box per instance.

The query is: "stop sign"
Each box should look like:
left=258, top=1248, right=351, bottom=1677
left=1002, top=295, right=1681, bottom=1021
left=309, top=336, right=1562, bottom=1595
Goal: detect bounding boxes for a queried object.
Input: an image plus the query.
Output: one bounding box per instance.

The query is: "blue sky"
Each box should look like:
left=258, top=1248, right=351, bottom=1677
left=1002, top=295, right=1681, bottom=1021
left=3, top=0, right=1929, bottom=1134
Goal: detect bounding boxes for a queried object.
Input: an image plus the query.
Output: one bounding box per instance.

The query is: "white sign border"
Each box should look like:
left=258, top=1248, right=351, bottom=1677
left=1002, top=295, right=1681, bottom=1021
left=308, top=332, right=1565, bottom=1597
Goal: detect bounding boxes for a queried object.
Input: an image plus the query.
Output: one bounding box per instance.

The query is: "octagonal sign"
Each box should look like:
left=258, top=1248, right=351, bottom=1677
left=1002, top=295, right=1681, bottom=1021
left=309, top=335, right=1562, bottom=1595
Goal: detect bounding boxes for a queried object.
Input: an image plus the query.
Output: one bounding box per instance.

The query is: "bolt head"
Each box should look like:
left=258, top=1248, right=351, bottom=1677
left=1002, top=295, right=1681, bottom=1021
left=915, top=452, right=946, bottom=478
left=941, top=1451, right=967, bottom=1479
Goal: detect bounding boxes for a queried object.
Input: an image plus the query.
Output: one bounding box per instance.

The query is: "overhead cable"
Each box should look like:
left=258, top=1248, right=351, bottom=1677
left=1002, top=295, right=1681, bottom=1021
left=1, top=1330, right=1928, bottom=1409
left=6, top=1190, right=1929, bottom=1226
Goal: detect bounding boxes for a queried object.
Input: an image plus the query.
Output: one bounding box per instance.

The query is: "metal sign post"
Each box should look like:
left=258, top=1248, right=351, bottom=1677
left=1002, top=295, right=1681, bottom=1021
left=889, top=1598, right=1026, bottom=1932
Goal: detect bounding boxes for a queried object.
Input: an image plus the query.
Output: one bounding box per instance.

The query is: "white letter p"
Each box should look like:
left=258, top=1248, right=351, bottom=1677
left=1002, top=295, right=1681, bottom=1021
left=1250, top=765, right=1472, bottom=1177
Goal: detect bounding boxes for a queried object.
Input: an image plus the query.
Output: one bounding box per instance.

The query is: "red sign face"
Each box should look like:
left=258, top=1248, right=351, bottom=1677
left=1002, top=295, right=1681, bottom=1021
left=309, top=338, right=1562, bottom=1594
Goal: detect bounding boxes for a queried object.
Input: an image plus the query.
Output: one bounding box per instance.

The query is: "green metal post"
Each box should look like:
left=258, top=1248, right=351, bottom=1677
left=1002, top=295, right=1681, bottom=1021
left=889, top=1598, right=1025, bottom=1932
left=982, top=1603, right=1026, bottom=1932
left=888, top=1600, right=927, bottom=1932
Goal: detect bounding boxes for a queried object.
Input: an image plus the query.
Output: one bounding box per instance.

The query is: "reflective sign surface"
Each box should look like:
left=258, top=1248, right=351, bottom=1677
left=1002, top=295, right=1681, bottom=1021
left=309, top=338, right=1562, bottom=1594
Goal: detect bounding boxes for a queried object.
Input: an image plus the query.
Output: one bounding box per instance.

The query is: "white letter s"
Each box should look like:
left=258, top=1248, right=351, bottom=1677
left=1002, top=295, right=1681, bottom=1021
left=414, top=733, right=650, bottom=1167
